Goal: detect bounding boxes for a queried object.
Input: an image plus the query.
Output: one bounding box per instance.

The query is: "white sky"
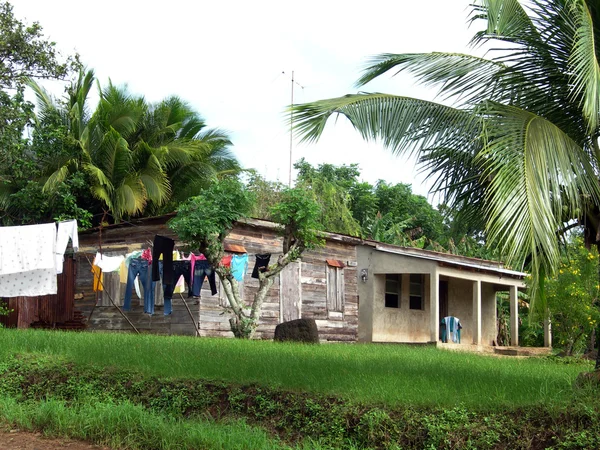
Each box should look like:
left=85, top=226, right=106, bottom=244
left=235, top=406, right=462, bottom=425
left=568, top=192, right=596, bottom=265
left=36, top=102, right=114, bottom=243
left=13, top=0, right=477, bottom=199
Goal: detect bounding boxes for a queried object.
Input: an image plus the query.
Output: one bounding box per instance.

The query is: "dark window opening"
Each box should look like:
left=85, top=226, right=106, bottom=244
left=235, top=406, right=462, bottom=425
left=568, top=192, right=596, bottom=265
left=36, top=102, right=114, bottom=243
left=385, top=274, right=401, bottom=308
left=409, top=274, right=424, bottom=310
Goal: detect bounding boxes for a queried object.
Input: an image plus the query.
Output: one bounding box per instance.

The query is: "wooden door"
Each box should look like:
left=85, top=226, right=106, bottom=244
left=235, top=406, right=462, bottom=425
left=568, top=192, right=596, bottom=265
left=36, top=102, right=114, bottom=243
left=280, top=261, right=301, bottom=322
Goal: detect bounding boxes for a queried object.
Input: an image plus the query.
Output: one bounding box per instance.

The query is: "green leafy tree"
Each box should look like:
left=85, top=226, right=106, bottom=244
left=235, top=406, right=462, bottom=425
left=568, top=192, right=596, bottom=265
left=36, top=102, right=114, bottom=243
left=294, top=158, right=361, bottom=236
left=546, top=236, right=600, bottom=355
left=245, top=170, right=286, bottom=220
left=291, top=0, right=600, bottom=320
left=30, top=69, right=240, bottom=223
left=0, top=1, right=76, bottom=220
left=169, top=179, right=323, bottom=338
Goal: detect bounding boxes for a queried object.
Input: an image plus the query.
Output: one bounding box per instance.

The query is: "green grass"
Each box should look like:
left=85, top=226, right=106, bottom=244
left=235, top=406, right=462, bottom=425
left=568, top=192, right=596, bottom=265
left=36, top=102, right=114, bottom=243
left=0, top=328, right=591, bottom=409
left=0, top=397, right=298, bottom=450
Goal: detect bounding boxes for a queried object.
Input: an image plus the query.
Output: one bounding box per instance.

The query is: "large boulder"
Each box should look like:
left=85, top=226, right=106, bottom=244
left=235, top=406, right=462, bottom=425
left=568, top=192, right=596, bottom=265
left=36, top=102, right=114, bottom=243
left=274, top=318, right=319, bottom=343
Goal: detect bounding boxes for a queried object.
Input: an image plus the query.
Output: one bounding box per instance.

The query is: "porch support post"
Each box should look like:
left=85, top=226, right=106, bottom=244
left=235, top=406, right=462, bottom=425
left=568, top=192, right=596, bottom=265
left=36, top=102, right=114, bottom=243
left=472, top=280, right=482, bottom=345
left=509, top=285, right=519, bottom=346
left=429, top=269, right=439, bottom=343
left=543, top=312, right=552, bottom=348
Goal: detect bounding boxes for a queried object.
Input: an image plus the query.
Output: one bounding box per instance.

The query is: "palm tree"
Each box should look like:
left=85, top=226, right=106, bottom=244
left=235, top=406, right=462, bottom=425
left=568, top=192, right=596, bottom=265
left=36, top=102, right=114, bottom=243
left=30, top=69, right=240, bottom=222
left=292, top=0, right=600, bottom=320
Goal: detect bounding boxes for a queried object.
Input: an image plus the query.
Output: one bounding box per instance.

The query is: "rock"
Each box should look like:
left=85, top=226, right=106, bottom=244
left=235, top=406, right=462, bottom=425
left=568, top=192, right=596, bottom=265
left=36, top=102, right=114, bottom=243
left=274, top=318, right=319, bottom=343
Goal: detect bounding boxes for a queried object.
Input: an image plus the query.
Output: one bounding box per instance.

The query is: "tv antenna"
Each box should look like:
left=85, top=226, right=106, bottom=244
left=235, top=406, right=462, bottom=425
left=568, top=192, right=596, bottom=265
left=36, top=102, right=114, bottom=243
left=283, top=70, right=304, bottom=187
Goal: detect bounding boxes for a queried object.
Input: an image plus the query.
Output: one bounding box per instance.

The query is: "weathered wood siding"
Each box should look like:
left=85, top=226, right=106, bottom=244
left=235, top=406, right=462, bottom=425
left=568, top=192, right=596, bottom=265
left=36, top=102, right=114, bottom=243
left=76, top=218, right=359, bottom=342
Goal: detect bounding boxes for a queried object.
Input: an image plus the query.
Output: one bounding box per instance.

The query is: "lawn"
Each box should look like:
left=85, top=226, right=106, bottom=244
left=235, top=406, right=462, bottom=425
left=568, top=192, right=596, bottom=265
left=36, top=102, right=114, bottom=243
left=0, top=328, right=590, bottom=409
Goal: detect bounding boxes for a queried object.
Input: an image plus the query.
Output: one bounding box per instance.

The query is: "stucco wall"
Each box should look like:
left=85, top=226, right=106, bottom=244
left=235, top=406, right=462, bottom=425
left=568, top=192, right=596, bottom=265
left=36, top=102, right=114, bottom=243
left=358, top=246, right=519, bottom=345
left=358, top=246, right=435, bottom=343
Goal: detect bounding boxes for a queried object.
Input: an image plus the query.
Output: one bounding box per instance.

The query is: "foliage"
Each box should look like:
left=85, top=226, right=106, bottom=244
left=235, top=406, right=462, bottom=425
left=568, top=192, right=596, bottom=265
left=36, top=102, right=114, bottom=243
left=290, top=0, right=600, bottom=311
left=270, top=187, right=324, bottom=257
left=546, top=235, right=600, bottom=355
left=25, top=69, right=240, bottom=224
left=170, top=181, right=323, bottom=338
left=169, top=178, right=254, bottom=261
left=294, top=158, right=361, bottom=236
left=245, top=170, right=286, bottom=220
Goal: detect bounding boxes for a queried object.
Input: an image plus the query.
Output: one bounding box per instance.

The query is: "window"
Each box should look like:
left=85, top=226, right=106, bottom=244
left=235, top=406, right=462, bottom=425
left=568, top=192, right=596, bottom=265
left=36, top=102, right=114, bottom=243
left=326, top=261, right=345, bottom=313
left=409, top=274, right=424, bottom=310
left=385, top=274, right=401, bottom=308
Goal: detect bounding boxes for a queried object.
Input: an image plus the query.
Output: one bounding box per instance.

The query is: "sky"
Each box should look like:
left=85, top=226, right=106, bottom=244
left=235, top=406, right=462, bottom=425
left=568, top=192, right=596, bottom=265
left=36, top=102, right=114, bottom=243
left=13, top=0, right=477, bottom=199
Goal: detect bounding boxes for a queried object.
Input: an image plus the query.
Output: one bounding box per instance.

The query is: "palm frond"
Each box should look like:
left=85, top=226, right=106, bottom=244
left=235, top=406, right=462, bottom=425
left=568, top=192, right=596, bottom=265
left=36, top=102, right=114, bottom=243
left=291, top=93, right=479, bottom=158
left=568, top=0, right=600, bottom=132
left=357, top=53, right=505, bottom=106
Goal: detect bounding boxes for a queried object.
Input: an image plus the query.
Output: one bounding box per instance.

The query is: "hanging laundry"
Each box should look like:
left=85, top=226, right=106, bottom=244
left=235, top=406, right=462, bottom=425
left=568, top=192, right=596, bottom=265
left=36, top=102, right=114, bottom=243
left=160, top=260, right=192, bottom=315
left=55, top=219, right=79, bottom=274
left=151, top=235, right=174, bottom=284
left=251, top=253, right=271, bottom=279
left=231, top=254, right=248, bottom=281
left=91, top=265, right=103, bottom=292
left=221, top=254, right=233, bottom=267
left=190, top=260, right=218, bottom=297
left=93, top=252, right=124, bottom=273
left=0, top=223, right=58, bottom=297
left=123, top=257, right=154, bottom=314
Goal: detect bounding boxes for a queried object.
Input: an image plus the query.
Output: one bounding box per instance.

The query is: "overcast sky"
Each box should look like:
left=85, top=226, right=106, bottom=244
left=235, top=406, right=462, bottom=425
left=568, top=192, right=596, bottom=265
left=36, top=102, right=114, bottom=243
left=14, top=0, right=477, bottom=199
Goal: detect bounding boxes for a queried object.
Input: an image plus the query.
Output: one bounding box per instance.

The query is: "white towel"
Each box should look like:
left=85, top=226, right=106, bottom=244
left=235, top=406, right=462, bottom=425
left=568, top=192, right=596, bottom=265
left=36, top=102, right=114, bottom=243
left=55, top=220, right=79, bottom=274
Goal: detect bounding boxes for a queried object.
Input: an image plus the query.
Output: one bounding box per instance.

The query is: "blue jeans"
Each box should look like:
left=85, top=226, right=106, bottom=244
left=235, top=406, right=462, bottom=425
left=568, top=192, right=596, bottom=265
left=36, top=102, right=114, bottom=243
left=191, top=260, right=217, bottom=297
left=123, top=258, right=155, bottom=314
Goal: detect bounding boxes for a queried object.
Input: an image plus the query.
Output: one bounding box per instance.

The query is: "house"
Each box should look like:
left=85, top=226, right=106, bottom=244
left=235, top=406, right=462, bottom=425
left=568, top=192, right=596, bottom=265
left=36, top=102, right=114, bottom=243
left=357, top=242, right=543, bottom=348
left=70, top=214, right=548, bottom=349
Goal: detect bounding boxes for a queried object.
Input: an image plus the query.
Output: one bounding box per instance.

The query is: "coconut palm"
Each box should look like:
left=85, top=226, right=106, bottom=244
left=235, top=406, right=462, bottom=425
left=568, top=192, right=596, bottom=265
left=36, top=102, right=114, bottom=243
left=291, top=0, right=600, bottom=317
left=30, top=69, right=240, bottom=221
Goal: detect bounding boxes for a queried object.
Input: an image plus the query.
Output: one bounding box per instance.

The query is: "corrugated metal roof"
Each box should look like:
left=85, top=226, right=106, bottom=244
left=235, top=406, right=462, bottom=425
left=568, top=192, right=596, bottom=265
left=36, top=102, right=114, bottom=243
left=374, top=245, right=526, bottom=279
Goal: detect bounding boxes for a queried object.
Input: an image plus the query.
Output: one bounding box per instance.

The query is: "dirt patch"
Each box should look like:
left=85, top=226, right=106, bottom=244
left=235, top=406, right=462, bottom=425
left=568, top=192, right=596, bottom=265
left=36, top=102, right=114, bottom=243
left=0, top=429, right=108, bottom=450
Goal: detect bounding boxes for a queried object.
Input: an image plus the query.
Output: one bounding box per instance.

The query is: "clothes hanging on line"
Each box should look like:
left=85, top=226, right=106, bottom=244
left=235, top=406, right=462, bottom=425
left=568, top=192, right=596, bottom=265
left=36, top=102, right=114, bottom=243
left=231, top=254, right=248, bottom=281
left=55, top=219, right=79, bottom=274
left=151, top=235, right=174, bottom=284
left=221, top=254, right=233, bottom=267
left=0, top=222, right=58, bottom=297
left=93, top=252, right=124, bottom=273
left=123, top=257, right=155, bottom=314
left=251, top=253, right=271, bottom=279
left=190, top=260, right=218, bottom=297
left=160, top=260, right=192, bottom=315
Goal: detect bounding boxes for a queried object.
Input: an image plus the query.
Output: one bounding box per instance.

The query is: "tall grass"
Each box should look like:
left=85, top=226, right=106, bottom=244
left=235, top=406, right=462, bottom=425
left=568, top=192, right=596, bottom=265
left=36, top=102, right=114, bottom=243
left=0, top=397, right=292, bottom=450
left=0, top=328, right=589, bottom=409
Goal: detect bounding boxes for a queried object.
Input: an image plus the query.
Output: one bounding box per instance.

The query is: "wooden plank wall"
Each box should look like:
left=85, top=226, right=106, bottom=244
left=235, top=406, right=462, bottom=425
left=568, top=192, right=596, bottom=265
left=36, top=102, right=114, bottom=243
left=76, top=220, right=359, bottom=342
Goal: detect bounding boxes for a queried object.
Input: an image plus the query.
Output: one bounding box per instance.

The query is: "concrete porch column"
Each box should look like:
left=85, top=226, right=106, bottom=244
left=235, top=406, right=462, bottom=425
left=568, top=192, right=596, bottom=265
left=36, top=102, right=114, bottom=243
left=509, top=285, right=519, bottom=346
left=472, top=280, right=481, bottom=345
left=429, top=269, right=439, bottom=342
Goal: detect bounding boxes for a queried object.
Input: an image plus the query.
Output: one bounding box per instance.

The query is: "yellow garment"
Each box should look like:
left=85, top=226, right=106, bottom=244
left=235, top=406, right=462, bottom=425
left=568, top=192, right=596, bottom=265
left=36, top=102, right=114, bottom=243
left=119, top=260, right=127, bottom=284
left=91, top=265, right=103, bottom=292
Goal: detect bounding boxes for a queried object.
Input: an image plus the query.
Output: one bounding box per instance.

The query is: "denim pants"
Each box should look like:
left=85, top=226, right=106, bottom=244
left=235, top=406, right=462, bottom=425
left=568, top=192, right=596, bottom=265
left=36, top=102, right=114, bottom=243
left=191, top=260, right=218, bottom=297
left=123, top=258, right=155, bottom=314
left=159, top=260, right=192, bottom=315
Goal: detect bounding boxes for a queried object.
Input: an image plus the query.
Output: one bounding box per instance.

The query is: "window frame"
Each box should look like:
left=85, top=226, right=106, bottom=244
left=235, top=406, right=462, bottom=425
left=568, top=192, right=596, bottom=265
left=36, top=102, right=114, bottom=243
left=384, top=274, right=401, bottom=308
left=409, top=274, right=424, bottom=310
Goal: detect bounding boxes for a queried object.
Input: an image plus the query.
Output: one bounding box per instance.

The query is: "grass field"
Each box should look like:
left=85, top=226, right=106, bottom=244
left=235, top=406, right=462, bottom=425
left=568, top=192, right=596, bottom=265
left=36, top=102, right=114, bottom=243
left=0, top=328, right=591, bottom=409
